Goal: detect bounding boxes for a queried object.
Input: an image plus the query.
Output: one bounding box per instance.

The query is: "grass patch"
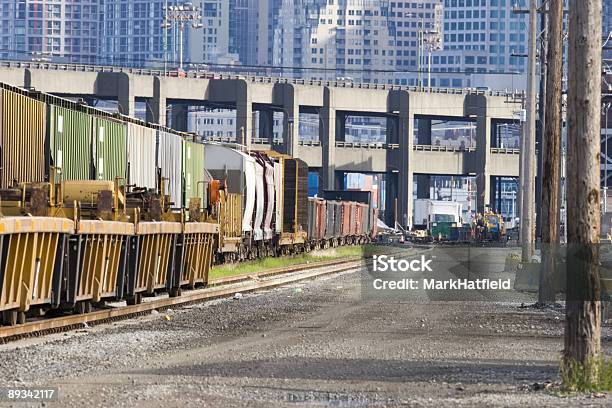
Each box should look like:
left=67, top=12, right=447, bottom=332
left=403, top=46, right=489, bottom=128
left=560, top=356, right=612, bottom=392
left=210, top=245, right=365, bottom=280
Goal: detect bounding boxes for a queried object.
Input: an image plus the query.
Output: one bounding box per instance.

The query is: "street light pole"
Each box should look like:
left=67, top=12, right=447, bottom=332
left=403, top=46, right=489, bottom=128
left=162, top=2, right=203, bottom=72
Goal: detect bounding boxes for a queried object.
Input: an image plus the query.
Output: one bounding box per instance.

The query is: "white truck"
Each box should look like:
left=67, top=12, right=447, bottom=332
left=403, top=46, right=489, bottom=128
left=413, top=199, right=463, bottom=240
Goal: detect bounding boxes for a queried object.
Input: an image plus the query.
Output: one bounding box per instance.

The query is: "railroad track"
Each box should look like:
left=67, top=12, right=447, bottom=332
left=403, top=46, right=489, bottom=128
left=0, top=256, right=365, bottom=344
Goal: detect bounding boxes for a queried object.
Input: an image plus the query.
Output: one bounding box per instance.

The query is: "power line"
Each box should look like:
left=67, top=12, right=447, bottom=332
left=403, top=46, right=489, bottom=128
left=0, top=48, right=529, bottom=77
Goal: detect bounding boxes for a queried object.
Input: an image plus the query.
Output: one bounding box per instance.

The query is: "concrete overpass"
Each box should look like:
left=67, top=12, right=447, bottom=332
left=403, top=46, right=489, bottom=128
left=0, top=61, right=523, bottom=227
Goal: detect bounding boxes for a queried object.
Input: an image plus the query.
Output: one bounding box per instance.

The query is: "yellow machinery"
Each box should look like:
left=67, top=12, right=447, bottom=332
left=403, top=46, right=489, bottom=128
left=472, top=209, right=506, bottom=242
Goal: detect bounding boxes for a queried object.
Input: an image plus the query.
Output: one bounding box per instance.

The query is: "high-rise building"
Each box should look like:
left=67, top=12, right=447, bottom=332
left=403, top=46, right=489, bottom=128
left=0, top=0, right=103, bottom=64
left=188, top=0, right=237, bottom=64
left=429, top=0, right=528, bottom=89
left=272, top=0, right=400, bottom=83
left=388, top=0, right=443, bottom=85
left=103, top=0, right=171, bottom=67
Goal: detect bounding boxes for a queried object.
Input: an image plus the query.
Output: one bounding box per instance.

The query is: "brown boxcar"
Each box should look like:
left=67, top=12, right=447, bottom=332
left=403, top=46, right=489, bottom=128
left=370, top=208, right=379, bottom=238
left=325, top=200, right=339, bottom=239
left=341, top=202, right=352, bottom=237
left=307, top=198, right=326, bottom=241
left=355, top=203, right=367, bottom=237
left=283, top=158, right=309, bottom=234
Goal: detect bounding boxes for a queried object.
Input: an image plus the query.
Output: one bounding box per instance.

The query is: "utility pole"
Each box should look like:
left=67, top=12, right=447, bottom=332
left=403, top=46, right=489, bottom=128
left=535, top=5, right=547, bottom=242
left=563, top=0, right=602, bottom=386
left=521, top=0, right=538, bottom=263
left=539, top=0, right=563, bottom=305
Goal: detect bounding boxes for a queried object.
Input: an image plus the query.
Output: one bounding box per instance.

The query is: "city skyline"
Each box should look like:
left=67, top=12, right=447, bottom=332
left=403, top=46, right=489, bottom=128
left=5, top=0, right=610, bottom=88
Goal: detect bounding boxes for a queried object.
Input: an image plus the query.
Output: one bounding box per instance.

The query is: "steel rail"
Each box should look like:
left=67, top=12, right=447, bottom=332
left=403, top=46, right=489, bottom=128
left=0, top=257, right=364, bottom=343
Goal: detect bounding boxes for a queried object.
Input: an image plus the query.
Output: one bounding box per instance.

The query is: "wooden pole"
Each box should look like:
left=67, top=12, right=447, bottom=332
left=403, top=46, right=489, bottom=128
left=521, top=0, right=538, bottom=263
left=564, top=0, right=602, bottom=384
left=539, top=0, right=563, bottom=304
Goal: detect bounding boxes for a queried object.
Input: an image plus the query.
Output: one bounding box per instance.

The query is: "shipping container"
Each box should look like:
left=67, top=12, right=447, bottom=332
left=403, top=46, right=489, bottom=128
left=182, top=140, right=206, bottom=209
left=93, top=117, right=127, bottom=182
left=158, top=130, right=183, bottom=208
left=204, top=144, right=256, bottom=234
left=49, top=105, right=93, bottom=181
left=127, top=122, right=156, bottom=189
left=0, top=89, right=47, bottom=189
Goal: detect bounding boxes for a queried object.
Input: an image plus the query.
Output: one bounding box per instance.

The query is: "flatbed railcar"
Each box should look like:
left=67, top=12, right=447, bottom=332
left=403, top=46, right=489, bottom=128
left=0, top=82, right=377, bottom=326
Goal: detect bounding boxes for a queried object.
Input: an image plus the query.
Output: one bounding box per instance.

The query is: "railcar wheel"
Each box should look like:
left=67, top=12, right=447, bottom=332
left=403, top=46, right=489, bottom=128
left=126, top=293, right=142, bottom=305
left=16, top=311, right=26, bottom=325
left=2, top=311, right=17, bottom=326
left=169, top=288, right=182, bottom=298
left=75, top=301, right=88, bottom=315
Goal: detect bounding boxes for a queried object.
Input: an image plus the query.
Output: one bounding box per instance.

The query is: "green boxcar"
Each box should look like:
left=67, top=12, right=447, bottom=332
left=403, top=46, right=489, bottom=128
left=93, top=117, right=127, bottom=181
left=49, top=105, right=93, bottom=181
left=182, top=140, right=205, bottom=209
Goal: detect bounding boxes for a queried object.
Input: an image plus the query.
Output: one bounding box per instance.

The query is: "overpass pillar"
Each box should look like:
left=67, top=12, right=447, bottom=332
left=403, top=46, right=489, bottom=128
left=258, top=109, right=274, bottom=143
left=416, top=118, right=432, bottom=199
left=117, top=73, right=135, bottom=117
left=396, top=91, right=414, bottom=229
left=147, top=77, right=167, bottom=126
left=171, top=103, right=189, bottom=132
left=320, top=87, right=336, bottom=190
left=336, top=113, right=347, bottom=142
left=235, top=81, right=253, bottom=149
left=281, top=84, right=300, bottom=158
left=386, top=117, right=398, bottom=144
left=472, top=95, right=491, bottom=213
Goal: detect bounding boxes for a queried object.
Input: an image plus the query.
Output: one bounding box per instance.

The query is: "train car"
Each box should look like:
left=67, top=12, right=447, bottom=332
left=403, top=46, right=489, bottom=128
left=0, top=88, right=47, bottom=189
left=0, top=81, right=382, bottom=326
left=251, top=152, right=277, bottom=256
left=48, top=103, right=94, bottom=181
left=126, top=122, right=157, bottom=190
left=323, top=190, right=375, bottom=244
left=264, top=152, right=309, bottom=252
left=307, top=197, right=326, bottom=248
left=204, top=143, right=257, bottom=259
left=157, top=129, right=184, bottom=208
left=0, top=85, right=219, bottom=322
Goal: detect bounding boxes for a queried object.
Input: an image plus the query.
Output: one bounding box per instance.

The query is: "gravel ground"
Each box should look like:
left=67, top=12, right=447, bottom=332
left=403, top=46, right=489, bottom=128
left=0, top=254, right=611, bottom=407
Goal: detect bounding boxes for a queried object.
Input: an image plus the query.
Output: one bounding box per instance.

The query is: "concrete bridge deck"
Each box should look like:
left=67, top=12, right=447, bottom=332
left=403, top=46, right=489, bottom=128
left=0, top=62, right=524, bottom=227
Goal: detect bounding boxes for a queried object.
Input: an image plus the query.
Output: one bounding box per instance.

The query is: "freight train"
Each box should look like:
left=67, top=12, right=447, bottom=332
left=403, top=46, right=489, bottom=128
left=0, top=83, right=377, bottom=326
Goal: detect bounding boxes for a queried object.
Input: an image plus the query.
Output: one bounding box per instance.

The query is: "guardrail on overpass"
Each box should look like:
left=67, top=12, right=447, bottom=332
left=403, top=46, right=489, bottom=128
left=0, top=60, right=523, bottom=98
